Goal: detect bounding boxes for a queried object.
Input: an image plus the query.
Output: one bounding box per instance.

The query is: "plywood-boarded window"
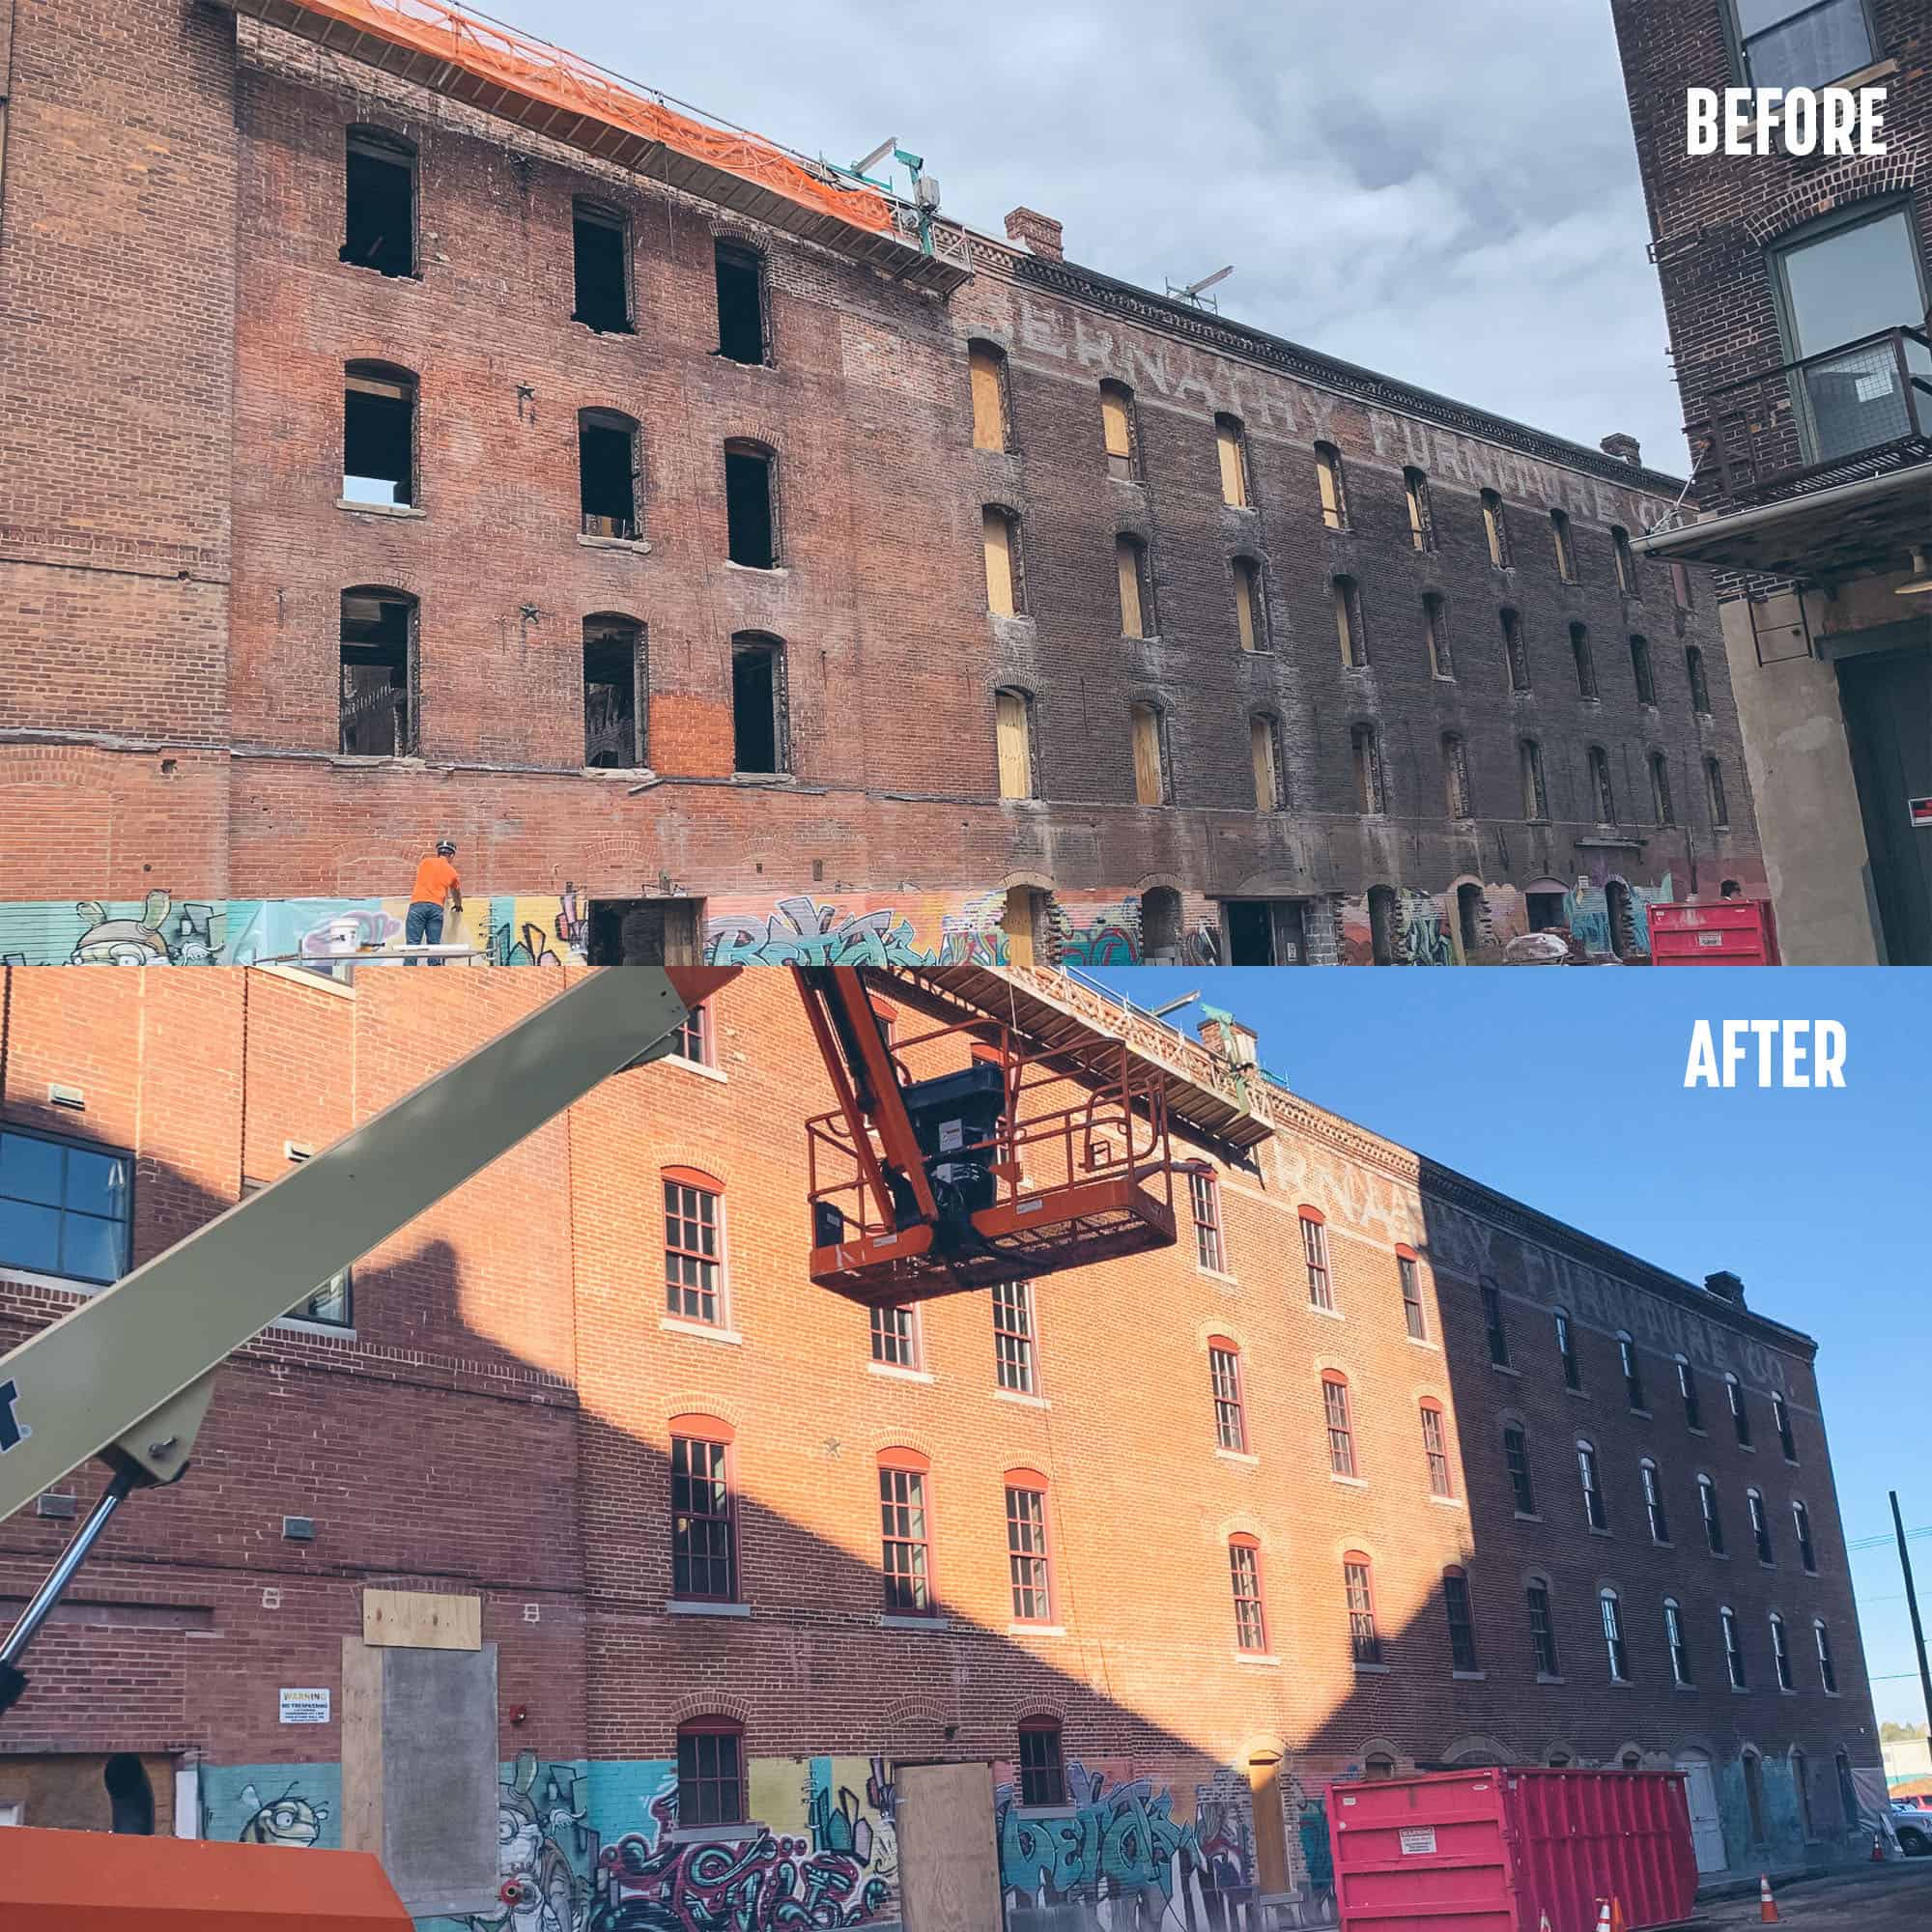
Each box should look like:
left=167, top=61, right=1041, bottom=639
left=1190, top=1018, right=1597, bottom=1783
left=995, top=689, right=1034, bottom=800
left=1549, top=507, right=1576, bottom=582
left=1247, top=1756, right=1290, bottom=1895
left=1482, top=489, right=1512, bottom=568
left=1315, top=441, right=1348, bottom=530
left=1443, top=733, right=1472, bottom=818
left=1100, top=382, right=1137, bottom=480
left=1233, top=558, right=1264, bottom=652
left=1520, top=739, right=1548, bottom=820
left=1117, top=535, right=1151, bottom=638
left=1405, top=468, right=1434, bottom=551
left=1334, top=575, right=1366, bottom=668
left=982, top=506, right=1020, bottom=617
left=1423, top=592, right=1452, bottom=677
left=1130, top=701, right=1167, bottom=806
left=1215, top=414, right=1248, bottom=507
left=1351, top=724, right=1385, bottom=814
left=969, top=342, right=1009, bottom=452
left=1250, top=714, right=1284, bottom=812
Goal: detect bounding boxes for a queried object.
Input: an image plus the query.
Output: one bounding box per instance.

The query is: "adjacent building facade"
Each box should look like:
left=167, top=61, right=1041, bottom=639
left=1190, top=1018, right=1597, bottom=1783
left=1610, top=0, right=1932, bottom=963
left=0, top=965, right=1881, bottom=1923
left=0, top=0, right=1764, bottom=968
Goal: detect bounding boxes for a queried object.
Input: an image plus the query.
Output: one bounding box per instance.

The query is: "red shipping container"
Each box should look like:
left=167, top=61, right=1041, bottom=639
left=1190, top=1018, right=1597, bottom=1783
left=1327, top=1767, right=1700, bottom=1932
left=1648, top=897, right=1781, bottom=965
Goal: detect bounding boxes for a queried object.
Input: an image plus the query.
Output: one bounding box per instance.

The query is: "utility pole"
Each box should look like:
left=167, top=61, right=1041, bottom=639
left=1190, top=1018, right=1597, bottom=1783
left=1891, top=1491, right=1932, bottom=1739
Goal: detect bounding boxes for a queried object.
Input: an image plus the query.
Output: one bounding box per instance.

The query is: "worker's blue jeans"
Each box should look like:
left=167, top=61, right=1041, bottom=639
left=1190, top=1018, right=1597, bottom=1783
left=405, top=901, right=444, bottom=964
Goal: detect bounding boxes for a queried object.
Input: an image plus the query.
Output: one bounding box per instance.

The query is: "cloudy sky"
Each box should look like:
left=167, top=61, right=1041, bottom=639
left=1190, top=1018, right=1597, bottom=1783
left=505, top=0, right=1685, bottom=470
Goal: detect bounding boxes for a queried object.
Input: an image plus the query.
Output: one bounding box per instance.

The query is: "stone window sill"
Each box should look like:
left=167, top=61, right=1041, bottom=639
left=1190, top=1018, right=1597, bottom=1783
left=660, top=1317, right=742, bottom=1346
left=880, top=1614, right=950, bottom=1634
left=337, top=497, right=426, bottom=520
left=867, top=1361, right=932, bottom=1385
left=1216, top=1448, right=1260, bottom=1466
left=995, top=1388, right=1049, bottom=1409
left=665, top=1055, right=727, bottom=1085
left=1236, top=1653, right=1282, bottom=1668
left=578, top=532, right=652, bottom=555
left=666, top=1600, right=750, bottom=1619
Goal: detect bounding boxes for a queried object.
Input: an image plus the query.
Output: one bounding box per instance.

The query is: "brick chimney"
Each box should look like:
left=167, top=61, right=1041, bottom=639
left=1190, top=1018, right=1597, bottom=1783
left=1004, top=207, right=1064, bottom=262
left=1704, top=1269, right=1746, bottom=1304
left=1601, top=432, right=1643, bottom=467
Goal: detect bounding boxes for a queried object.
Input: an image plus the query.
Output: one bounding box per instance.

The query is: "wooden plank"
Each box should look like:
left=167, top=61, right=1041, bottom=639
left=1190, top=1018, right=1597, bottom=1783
left=362, top=1588, right=481, bottom=1650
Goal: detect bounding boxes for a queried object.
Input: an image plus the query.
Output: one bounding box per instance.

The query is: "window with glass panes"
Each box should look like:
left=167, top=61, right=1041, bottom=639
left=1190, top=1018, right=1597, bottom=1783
left=1749, top=1490, right=1775, bottom=1564
left=1700, top=1477, right=1725, bottom=1554
left=1727, top=1376, right=1752, bottom=1445
left=1678, top=1358, right=1703, bottom=1431
left=1619, top=1334, right=1647, bottom=1410
left=664, top=1174, right=723, bottom=1322
left=1641, top=1463, right=1670, bottom=1543
left=1555, top=1310, right=1580, bottom=1389
left=870, top=1303, right=918, bottom=1369
left=1504, top=1426, right=1536, bottom=1515
left=1230, top=1539, right=1266, bottom=1652
left=1323, top=1377, right=1356, bottom=1477
left=993, top=1280, right=1036, bottom=1393
left=1006, top=1484, right=1052, bottom=1623
left=1527, top=1582, right=1560, bottom=1676
left=671, top=1002, right=710, bottom=1065
left=1301, top=1212, right=1332, bottom=1308
left=1481, top=1280, right=1510, bottom=1365
left=1421, top=1404, right=1453, bottom=1497
left=879, top=1462, right=932, bottom=1614
left=1190, top=1170, right=1224, bottom=1272
left=1601, top=1591, right=1630, bottom=1680
left=676, top=1722, right=744, bottom=1826
left=0, top=1129, right=131, bottom=1286
left=1774, top=1392, right=1797, bottom=1462
left=1794, top=1500, right=1817, bottom=1572
left=1399, top=1253, right=1426, bottom=1339
left=1209, top=1346, right=1245, bottom=1452
left=1665, top=1599, right=1692, bottom=1684
left=1815, top=1620, right=1837, bottom=1692
left=1346, top=1557, right=1380, bottom=1663
left=1730, top=0, right=1874, bottom=93
left=670, top=1435, right=736, bottom=1601
left=1772, top=1613, right=1794, bottom=1690
left=242, top=1172, right=351, bottom=1324
left=1577, top=1442, right=1606, bottom=1530
left=1443, top=1568, right=1479, bottom=1672
left=1017, top=1720, right=1065, bottom=1806
left=1723, top=1606, right=1747, bottom=1689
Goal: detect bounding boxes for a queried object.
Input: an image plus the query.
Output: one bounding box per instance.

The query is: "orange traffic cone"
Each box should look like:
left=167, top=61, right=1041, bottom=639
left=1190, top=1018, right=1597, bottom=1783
left=1610, top=1901, right=1628, bottom=1932
left=1758, top=1873, right=1778, bottom=1923
left=1539, top=1917, right=1552, bottom=1932
left=1873, top=1828, right=1887, bottom=1861
left=1594, top=1902, right=1612, bottom=1932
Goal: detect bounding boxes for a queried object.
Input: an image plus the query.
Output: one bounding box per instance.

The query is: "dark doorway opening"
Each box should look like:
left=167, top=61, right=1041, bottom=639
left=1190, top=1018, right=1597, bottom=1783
left=1526, top=891, right=1567, bottom=933
left=1456, top=883, right=1485, bottom=960
left=583, top=619, right=643, bottom=769
left=1368, top=885, right=1398, bottom=965
left=1605, top=879, right=1634, bottom=959
left=1140, top=888, right=1182, bottom=963
left=103, top=1755, right=155, bottom=1835
left=731, top=639, right=784, bottom=773
left=1838, top=642, right=1932, bottom=962
left=586, top=898, right=703, bottom=965
left=1223, top=899, right=1304, bottom=966
left=339, top=590, right=415, bottom=756
left=724, top=447, right=777, bottom=568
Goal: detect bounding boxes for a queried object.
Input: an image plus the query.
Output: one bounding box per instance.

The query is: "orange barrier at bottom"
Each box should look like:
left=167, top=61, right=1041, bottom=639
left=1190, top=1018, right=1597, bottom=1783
left=1, top=1827, right=412, bottom=1930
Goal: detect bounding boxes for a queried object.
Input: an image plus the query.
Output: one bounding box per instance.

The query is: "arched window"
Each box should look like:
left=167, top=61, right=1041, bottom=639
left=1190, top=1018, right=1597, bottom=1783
left=1721, top=1605, right=1747, bottom=1689
left=1677, top=1356, right=1703, bottom=1431
left=1576, top=1439, right=1607, bottom=1531
left=1363, top=1750, right=1396, bottom=1779
left=1397, top=1247, right=1426, bottom=1340
left=1686, top=644, right=1712, bottom=716
left=878, top=1447, right=935, bottom=1616
left=1706, top=756, right=1730, bottom=829
left=1405, top=468, right=1434, bottom=550
left=1588, top=745, right=1616, bottom=823
left=1189, top=1168, right=1225, bottom=1273
left=1771, top=1610, right=1794, bottom=1690
left=341, top=127, right=416, bottom=277
left=1208, top=1338, right=1245, bottom=1451
left=676, top=1719, right=746, bottom=1825
left=1350, top=722, right=1385, bottom=812
left=1630, top=634, right=1657, bottom=705
left=1316, top=441, right=1349, bottom=529
left=1743, top=1747, right=1766, bottom=1846
left=1481, top=1279, right=1511, bottom=1366
left=1250, top=712, right=1287, bottom=812
left=1649, top=752, right=1674, bottom=826
left=1640, top=1460, right=1669, bottom=1544
left=724, top=439, right=780, bottom=569
left=579, top=408, right=642, bottom=539
left=730, top=632, right=788, bottom=775
left=343, top=360, right=416, bottom=507
left=1726, top=1373, right=1752, bottom=1446
left=1216, top=415, right=1250, bottom=508
left=1698, top=1474, right=1725, bottom=1554
left=1611, top=525, right=1637, bottom=595
left=1600, top=1588, right=1630, bottom=1681
left=982, top=505, right=1025, bottom=616
left=1442, top=733, right=1473, bottom=819
left=1423, top=592, right=1452, bottom=677
left=1549, top=508, right=1576, bottom=581
left=1663, top=1597, right=1692, bottom=1685
left=1813, top=1618, right=1838, bottom=1692
left=583, top=614, right=646, bottom=769
left=1572, top=622, right=1598, bottom=697
left=1233, top=556, right=1266, bottom=652
left=1229, top=1534, right=1267, bottom=1653
left=664, top=1168, right=725, bottom=1326
left=1618, top=1332, right=1647, bottom=1411
left=1526, top=1575, right=1559, bottom=1677
left=1748, top=1488, right=1775, bottom=1564
left=1520, top=738, right=1548, bottom=820
left=1369, top=883, right=1397, bottom=969
left=1129, top=700, right=1170, bottom=806
left=1016, top=1716, right=1065, bottom=1805
left=1300, top=1208, right=1333, bottom=1310
left=1420, top=1400, right=1453, bottom=1497
left=1322, top=1373, right=1357, bottom=1478
left=1503, top=1423, right=1536, bottom=1517
left=1553, top=1308, right=1581, bottom=1390
left=572, top=199, right=633, bottom=333
left=1006, top=1472, right=1053, bottom=1625
left=1335, top=576, right=1368, bottom=668
left=1344, top=1552, right=1380, bottom=1663
left=1443, top=1566, right=1479, bottom=1672
left=669, top=1414, right=737, bottom=1603
left=1794, top=1499, right=1818, bottom=1573
left=103, top=1754, right=154, bottom=1835
left=714, top=240, right=767, bottom=363
left=994, top=688, right=1036, bottom=801
left=1100, top=381, right=1139, bottom=480
left=1501, top=607, right=1530, bottom=692
left=1773, top=1390, right=1798, bottom=1463
left=1117, top=533, right=1154, bottom=638
left=969, top=341, right=1011, bottom=452
left=1481, top=489, right=1512, bottom=568
left=1792, top=1747, right=1815, bottom=1838
left=338, top=587, right=417, bottom=757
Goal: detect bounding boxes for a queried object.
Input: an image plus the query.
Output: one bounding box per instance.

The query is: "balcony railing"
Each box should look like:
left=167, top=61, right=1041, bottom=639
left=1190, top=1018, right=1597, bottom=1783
left=1687, top=325, right=1932, bottom=512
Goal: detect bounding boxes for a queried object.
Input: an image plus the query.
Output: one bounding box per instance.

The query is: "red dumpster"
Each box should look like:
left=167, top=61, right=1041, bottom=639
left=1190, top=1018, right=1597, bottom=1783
left=1648, top=897, right=1780, bottom=965
left=1327, top=1767, right=1699, bottom=1932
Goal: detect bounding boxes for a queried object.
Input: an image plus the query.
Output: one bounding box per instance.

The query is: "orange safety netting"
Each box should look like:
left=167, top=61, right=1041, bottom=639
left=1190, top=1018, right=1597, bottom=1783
left=276, top=0, right=895, bottom=234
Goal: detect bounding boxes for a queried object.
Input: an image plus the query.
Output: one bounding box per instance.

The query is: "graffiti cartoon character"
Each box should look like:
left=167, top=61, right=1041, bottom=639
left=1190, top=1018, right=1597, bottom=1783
left=238, top=1781, right=330, bottom=1848
left=71, top=892, right=174, bottom=965
left=469, top=1750, right=588, bottom=1932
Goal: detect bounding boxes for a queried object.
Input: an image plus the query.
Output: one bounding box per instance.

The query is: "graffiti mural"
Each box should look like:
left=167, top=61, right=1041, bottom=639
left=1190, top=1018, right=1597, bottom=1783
left=200, top=1763, right=342, bottom=1849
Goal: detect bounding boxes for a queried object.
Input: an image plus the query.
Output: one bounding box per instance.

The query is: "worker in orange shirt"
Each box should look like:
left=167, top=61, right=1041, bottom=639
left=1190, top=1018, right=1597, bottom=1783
left=405, top=839, right=462, bottom=964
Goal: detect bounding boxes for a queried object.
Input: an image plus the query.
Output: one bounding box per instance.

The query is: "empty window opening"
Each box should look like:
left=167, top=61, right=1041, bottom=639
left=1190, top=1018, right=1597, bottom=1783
left=1482, top=490, right=1512, bottom=568
left=586, top=897, right=703, bottom=965
left=1017, top=1718, right=1064, bottom=1802
left=1443, top=733, right=1472, bottom=819
left=1251, top=713, right=1286, bottom=812
left=1456, top=882, right=1485, bottom=958
left=730, top=634, right=787, bottom=774
left=995, top=689, right=1036, bottom=801
left=1501, top=607, right=1530, bottom=691
left=983, top=506, right=1023, bottom=616
left=1216, top=414, right=1249, bottom=507
left=583, top=615, right=645, bottom=769
left=580, top=411, right=640, bottom=539
left=1631, top=634, right=1657, bottom=705
left=1423, top=592, right=1453, bottom=677
left=724, top=442, right=778, bottom=569
left=1141, top=886, right=1183, bottom=961
left=1234, top=557, right=1265, bottom=652
left=339, top=589, right=416, bottom=756
left=1130, top=701, right=1169, bottom=806
left=1316, top=441, right=1349, bottom=529
left=969, top=341, right=1010, bottom=452
left=1335, top=575, right=1367, bottom=668
left=103, top=1755, right=155, bottom=1836
left=1550, top=508, right=1577, bottom=581
left=1650, top=752, right=1674, bottom=825
left=1100, top=382, right=1138, bottom=479
left=1520, top=740, right=1548, bottom=820
left=1367, top=884, right=1398, bottom=965
left=341, top=128, right=415, bottom=278
left=1405, top=468, right=1435, bottom=551
left=572, top=201, right=633, bottom=333
left=1706, top=757, right=1729, bottom=829
left=1117, top=535, right=1152, bottom=638
left=1226, top=899, right=1305, bottom=967
left=1612, top=525, right=1637, bottom=595
left=1589, top=746, right=1616, bottom=823
left=1444, top=1568, right=1480, bottom=1672
left=343, top=363, right=415, bottom=507
left=1352, top=724, right=1386, bottom=814
left=1687, top=645, right=1712, bottom=716
left=1672, top=559, right=1695, bottom=611
left=715, top=242, right=767, bottom=363
left=1572, top=622, right=1598, bottom=697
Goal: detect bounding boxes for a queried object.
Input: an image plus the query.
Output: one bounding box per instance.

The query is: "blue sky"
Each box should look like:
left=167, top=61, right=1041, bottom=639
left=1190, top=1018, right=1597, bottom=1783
left=1091, top=966, right=1932, bottom=1731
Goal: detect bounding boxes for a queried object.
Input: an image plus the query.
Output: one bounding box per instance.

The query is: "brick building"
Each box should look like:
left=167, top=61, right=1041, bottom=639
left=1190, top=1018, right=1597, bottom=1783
left=0, top=964, right=1881, bottom=1921
left=0, top=0, right=1762, bottom=968
left=1609, top=0, right=1932, bottom=962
